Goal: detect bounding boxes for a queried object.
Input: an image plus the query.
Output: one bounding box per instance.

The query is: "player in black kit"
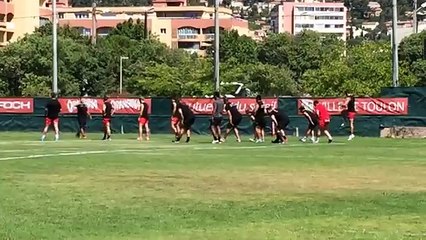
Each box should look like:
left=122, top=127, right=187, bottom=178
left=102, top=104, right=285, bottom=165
left=344, top=93, right=356, bottom=140
left=299, top=106, right=318, bottom=143
left=75, top=97, right=91, bottom=139
left=253, top=95, right=266, bottom=143
left=223, top=97, right=242, bottom=143
left=41, top=93, right=62, bottom=142
left=267, top=107, right=290, bottom=144
left=102, top=97, right=114, bottom=141
left=210, top=91, right=224, bottom=144
left=174, top=101, right=195, bottom=143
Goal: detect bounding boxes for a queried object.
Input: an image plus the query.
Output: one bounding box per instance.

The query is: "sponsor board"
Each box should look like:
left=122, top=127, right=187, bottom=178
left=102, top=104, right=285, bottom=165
left=298, top=98, right=408, bottom=115
left=59, top=98, right=151, bottom=114
left=180, top=98, right=278, bottom=115
left=0, top=98, right=34, bottom=113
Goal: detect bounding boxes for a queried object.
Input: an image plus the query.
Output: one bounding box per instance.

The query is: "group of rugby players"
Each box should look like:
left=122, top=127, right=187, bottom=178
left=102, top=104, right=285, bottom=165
left=41, top=92, right=356, bottom=143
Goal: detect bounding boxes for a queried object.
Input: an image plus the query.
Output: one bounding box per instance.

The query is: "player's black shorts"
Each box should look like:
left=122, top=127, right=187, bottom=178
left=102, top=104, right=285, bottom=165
left=277, top=120, right=289, bottom=130
left=211, top=117, right=223, bottom=127
left=308, top=122, right=318, bottom=130
left=255, top=118, right=266, bottom=128
left=78, top=117, right=87, bottom=129
left=183, top=117, right=195, bottom=129
left=227, top=116, right=242, bottom=129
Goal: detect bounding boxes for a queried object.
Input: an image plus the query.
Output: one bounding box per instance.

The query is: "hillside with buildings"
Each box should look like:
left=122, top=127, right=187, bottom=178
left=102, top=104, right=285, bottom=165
left=1, top=0, right=253, bottom=55
left=1, top=0, right=425, bottom=49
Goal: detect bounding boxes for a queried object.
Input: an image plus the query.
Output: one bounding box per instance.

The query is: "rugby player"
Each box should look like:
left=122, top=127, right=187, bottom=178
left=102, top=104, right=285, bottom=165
left=75, top=97, right=91, bottom=139
left=211, top=91, right=224, bottom=144
left=41, top=93, right=62, bottom=142
left=171, top=98, right=181, bottom=139
left=174, top=101, right=195, bottom=143
left=314, top=100, right=333, bottom=143
left=267, top=107, right=290, bottom=144
left=253, top=95, right=266, bottom=143
left=344, top=93, right=356, bottom=140
left=299, top=106, right=318, bottom=143
left=223, top=97, right=242, bottom=143
left=247, top=108, right=258, bottom=142
left=102, top=97, right=114, bottom=141
left=137, top=97, right=150, bottom=141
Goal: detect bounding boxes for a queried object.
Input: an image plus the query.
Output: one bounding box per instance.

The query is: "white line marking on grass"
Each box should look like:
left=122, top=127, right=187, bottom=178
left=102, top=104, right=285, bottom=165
left=0, top=150, right=27, bottom=153
left=0, top=149, right=173, bottom=161
left=0, top=140, right=95, bottom=144
left=0, top=151, right=108, bottom=161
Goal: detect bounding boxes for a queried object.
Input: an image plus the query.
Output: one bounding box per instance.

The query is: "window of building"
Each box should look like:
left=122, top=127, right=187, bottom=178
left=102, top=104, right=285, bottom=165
left=178, top=27, right=200, bottom=35
left=296, top=24, right=313, bottom=28
left=315, top=16, right=344, bottom=20
left=325, top=24, right=331, bottom=28
left=101, top=12, right=117, bottom=18
left=81, top=28, right=91, bottom=36
left=335, top=24, right=344, bottom=28
left=161, top=28, right=167, bottom=34
left=58, top=13, right=64, bottom=19
left=75, top=13, right=89, bottom=19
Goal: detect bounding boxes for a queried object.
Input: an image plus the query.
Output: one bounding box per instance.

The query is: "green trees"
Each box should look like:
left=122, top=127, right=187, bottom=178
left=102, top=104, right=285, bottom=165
left=302, top=42, right=416, bottom=97
left=399, top=31, right=426, bottom=86
left=0, top=20, right=423, bottom=98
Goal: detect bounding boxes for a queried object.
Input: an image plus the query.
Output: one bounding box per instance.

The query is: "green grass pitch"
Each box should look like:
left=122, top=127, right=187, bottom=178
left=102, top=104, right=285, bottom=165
left=0, top=132, right=425, bottom=240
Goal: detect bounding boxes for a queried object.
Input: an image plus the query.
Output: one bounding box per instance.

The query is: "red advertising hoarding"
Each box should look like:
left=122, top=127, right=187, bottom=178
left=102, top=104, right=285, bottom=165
left=0, top=98, right=34, bottom=113
left=180, top=98, right=278, bottom=115
left=298, top=98, right=408, bottom=115
left=59, top=98, right=151, bottom=114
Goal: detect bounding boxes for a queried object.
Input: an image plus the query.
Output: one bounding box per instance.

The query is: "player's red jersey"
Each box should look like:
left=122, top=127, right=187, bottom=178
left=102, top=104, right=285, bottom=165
left=315, top=104, right=330, bottom=121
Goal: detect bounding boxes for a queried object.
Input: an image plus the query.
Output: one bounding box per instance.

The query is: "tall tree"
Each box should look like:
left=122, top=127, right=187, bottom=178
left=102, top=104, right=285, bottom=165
left=208, top=30, right=258, bottom=65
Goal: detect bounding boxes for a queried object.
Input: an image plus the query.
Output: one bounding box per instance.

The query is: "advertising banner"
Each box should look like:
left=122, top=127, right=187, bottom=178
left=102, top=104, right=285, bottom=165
left=298, top=98, right=409, bottom=115
left=0, top=98, right=34, bottom=113
left=59, top=98, right=151, bottom=114
left=180, top=98, right=278, bottom=115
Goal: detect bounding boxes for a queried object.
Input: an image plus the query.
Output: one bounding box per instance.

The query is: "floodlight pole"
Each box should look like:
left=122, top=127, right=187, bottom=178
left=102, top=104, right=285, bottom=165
left=392, top=0, right=399, bottom=87
left=119, top=56, right=129, bottom=94
left=52, top=0, right=58, bottom=93
left=214, top=0, right=220, bottom=92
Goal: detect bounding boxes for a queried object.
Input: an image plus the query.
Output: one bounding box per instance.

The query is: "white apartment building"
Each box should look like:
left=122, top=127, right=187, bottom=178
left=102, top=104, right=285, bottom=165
left=270, top=1, right=347, bottom=40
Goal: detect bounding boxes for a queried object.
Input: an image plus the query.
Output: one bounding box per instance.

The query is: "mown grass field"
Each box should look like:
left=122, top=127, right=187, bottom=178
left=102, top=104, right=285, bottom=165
left=0, top=132, right=425, bottom=240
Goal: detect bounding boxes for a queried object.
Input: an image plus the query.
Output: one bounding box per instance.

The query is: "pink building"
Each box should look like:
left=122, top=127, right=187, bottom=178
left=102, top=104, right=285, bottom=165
left=270, top=1, right=347, bottom=40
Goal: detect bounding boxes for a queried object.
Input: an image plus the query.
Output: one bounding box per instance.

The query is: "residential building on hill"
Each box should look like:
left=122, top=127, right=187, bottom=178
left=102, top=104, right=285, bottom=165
left=1, top=0, right=40, bottom=46
left=270, top=1, right=347, bottom=40
left=1, top=0, right=250, bottom=55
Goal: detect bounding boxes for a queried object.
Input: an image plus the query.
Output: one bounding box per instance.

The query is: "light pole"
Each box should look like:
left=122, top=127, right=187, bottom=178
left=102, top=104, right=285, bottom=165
left=413, top=2, right=426, bottom=33
left=214, top=0, right=220, bottom=92
left=392, top=0, right=399, bottom=87
left=52, top=0, right=58, bottom=93
left=119, top=56, right=129, bottom=135
left=119, top=56, right=129, bottom=95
